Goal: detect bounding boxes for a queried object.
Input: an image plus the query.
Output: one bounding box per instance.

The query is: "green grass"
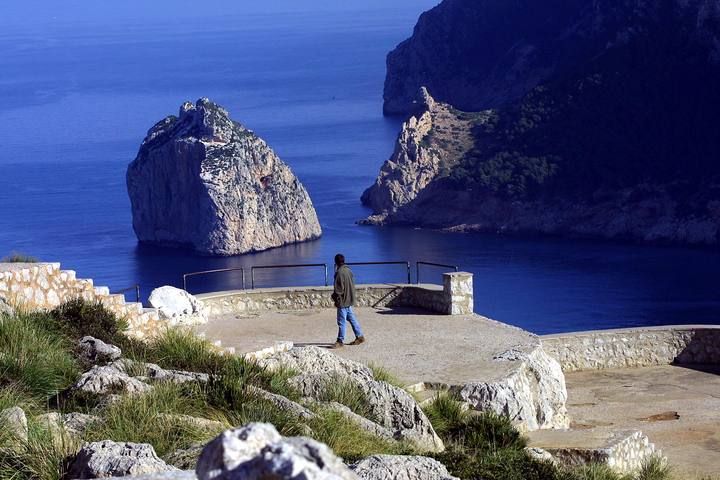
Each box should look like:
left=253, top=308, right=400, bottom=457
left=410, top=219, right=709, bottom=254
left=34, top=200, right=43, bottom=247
left=0, top=312, right=79, bottom=402
left=307, top=409, right=409, bottom=462
left=313, top=373, right=375, bottom=421
left=368, top=362, right=405, bottom=389
left=83, top=383, right=225, bottom=458
left=1, top=253, right=38, bottom=263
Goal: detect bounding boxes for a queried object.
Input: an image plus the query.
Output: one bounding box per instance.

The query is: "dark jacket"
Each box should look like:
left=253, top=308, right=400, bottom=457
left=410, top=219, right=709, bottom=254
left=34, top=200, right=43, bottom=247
left=332, top=264, right=356, bottom=308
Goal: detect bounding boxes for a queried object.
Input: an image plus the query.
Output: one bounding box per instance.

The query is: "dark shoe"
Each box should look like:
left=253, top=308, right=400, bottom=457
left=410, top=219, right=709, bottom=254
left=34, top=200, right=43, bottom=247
left=349, top=336, right=365, bottom=346
left=330, top=341, right=344, bottom=349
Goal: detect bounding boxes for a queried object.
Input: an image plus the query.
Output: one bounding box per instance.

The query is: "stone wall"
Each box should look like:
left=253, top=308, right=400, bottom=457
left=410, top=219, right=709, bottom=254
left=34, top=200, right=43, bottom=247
left=542, top=326, right=720, bottom=372
left=0, top=262, right=161, bottom=339
left=198, top=272, right=473, bottom=316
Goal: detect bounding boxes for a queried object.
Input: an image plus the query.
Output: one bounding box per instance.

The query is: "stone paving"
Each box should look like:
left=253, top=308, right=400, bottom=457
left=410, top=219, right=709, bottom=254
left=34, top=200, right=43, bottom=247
left=197, top=306, right=538, bottom=387
left=544, top=364, right=720, bottom=477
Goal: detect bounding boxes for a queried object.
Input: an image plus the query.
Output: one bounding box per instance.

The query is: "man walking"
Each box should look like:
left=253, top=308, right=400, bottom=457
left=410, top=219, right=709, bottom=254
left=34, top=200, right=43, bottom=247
left=331, top=253, right=365, bottom=349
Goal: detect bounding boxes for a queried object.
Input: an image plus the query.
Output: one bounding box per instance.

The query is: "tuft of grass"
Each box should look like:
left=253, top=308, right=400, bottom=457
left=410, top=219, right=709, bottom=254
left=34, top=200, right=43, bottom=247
left=424, top=392, right=468, bottom=436
left=1, top=252, right=38, bottom=263
left=136, top=328, right=223, bottom=373
left=0, top=313, right=79, bottom=402
left=368, top=362, right=405, bottom=389
left=314, top=374, right=374, bottom=421
left=307, top=409, right=409, bottom=463
left=634, top=457, right=672, bottom=480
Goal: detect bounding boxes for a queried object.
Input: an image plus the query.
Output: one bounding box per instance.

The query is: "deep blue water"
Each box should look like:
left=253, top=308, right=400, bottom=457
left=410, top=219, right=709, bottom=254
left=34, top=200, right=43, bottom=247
left=1, top=1, right=719, bottom=334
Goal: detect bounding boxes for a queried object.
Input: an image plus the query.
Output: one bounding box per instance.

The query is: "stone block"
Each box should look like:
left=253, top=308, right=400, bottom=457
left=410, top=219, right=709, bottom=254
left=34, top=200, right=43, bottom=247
left=443, top=272, right=473, bottom=315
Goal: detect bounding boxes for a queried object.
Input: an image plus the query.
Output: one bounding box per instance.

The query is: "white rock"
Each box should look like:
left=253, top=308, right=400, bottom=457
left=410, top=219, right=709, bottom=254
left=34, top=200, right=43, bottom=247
left=0, top=407, right=28, bottom=443
left=73, top=364, right=153, bottom=395
left=351, top=455, right=459, bottom=480
left=195, top=423, right=357, bottom=480
left=79, top=336, right=122, bottom=364
left=67, top=440, right=177, bottom=478
left=126, top=98, right=322, bottom=256
left=149, top=286, right=208, bottom=326
left=459, top=347, right=569, bottom=430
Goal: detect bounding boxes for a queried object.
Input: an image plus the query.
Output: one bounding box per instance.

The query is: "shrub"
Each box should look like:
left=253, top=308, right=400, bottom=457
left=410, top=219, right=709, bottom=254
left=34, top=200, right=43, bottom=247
left=1, top=252, right=38, bottom=263
left=48, top=298, right=128, bottom=344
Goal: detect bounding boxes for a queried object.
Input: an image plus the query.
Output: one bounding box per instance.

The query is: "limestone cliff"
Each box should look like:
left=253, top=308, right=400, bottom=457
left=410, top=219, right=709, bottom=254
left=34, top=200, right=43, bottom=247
left=368, top=0, right=720, bottom=246
left=127, top=99, right=321, bottom=255
left=362, top=88, right=481, bottom=223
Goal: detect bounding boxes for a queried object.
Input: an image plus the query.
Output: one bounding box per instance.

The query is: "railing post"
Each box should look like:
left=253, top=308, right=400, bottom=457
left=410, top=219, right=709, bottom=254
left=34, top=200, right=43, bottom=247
left=324, top=264, right=328, bottom=286
left=241, top=269, right=246, bottom=290
left=406, top=262, right=411, bottom=284
left=135, top=284, right=141, bottom=303
left=251, top=268, right=255, bottom=289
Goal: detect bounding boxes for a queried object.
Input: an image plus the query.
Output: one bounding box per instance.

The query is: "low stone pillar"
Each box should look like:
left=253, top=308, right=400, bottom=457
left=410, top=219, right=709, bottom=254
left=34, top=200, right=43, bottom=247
left=443, top=272, right=473, bottom=315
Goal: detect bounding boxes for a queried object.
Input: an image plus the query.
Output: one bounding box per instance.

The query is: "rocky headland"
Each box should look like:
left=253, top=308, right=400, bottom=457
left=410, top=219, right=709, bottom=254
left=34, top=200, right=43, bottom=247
left=127, top=98, right=321, bottom=256
left=370, top=0, right=720, bottom=246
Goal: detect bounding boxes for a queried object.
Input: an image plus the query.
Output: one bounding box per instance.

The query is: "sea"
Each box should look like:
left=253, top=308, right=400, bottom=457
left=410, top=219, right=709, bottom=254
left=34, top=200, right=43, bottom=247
left=1, top=0, right=719, bottom=335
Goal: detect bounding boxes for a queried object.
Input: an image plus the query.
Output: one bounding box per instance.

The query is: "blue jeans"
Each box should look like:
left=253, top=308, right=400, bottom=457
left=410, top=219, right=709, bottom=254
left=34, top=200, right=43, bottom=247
left=336, top=306, right=363, bottom=343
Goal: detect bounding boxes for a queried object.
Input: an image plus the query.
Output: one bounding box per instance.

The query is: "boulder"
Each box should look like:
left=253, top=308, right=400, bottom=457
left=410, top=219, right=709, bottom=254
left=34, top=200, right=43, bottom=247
left=126, top=98, right=322, bottom=256
left=78, top=336, right=122, bottom=364
left=66, top=440, right=177, bottom=478
left=259, top=346, right=374, bottom=382
left=262, top=347, right=444, bottom=452
left=149, top=286, right=207, bottom=326
left=351, top=455, right=459, bottom=480
left=111, top=359, right=209, bottom=384
left=458, top=347, right=569, bottom=430
left=195, top=423, right=357, bottom=480
left=0, top=406, right=28, bottom=443
left=73, top=364, right=153, bottom=395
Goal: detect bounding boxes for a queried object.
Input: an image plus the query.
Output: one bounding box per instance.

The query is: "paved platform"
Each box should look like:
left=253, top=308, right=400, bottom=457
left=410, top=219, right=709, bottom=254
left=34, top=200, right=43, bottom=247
left=532, top=364, right=720, bottom=477
left=196, top=306, right=539, bottom=387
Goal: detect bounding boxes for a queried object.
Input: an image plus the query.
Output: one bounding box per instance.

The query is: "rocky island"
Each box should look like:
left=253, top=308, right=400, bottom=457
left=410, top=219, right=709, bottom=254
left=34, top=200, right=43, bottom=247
left=127, top=98, right=321, bottom=255
left=368, top=0, right=720, bottom=246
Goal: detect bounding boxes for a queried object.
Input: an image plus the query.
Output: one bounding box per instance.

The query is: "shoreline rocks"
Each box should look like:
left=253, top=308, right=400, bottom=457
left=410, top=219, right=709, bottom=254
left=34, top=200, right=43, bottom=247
left=127, top=98, right=321, bottom=256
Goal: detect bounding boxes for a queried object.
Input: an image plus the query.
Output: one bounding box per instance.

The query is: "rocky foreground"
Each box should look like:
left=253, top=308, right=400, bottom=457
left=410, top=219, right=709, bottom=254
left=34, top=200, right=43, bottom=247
left=371, top=0, right=720, bottom=246
left=127, top=98, right=321, bottom=255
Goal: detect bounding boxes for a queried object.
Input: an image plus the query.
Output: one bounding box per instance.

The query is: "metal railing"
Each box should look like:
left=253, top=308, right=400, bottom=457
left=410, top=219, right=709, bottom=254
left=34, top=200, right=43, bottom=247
left=180, top=260, right=461, bottom=292
left=416, top=261, right=459, bottom=284
left=250, top=263, right=328, bottom=289
left=182, top=267, right=245, bottom=292
left=345, top=261, right=412, bottom=285
left=112, top=284, right=141, bottom=303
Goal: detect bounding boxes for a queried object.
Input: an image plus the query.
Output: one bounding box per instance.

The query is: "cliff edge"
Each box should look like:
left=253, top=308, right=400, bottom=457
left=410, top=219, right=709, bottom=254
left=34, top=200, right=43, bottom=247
left=127, top=98, right=322, bottom=255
